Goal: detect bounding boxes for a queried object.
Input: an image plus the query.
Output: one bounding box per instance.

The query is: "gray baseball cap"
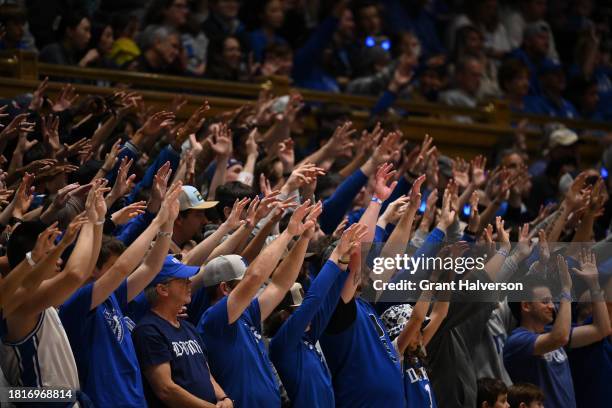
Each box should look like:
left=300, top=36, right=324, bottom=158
left=202, top=255, right=248, bottom=287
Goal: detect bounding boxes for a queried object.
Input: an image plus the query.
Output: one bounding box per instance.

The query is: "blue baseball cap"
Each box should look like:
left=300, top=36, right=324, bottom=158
left=148, top=255, right=200, bottom=287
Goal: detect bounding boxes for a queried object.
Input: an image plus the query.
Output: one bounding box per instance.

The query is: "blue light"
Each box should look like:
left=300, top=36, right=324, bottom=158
left=601, top=167, right=608, bottom=179
left=463, top=203, right=471, bottom=217
left=381, top=40, right=391, bottom=51
left=365, top=36, right=375, bottom=47
left=419, top=201, right=427, bottom=213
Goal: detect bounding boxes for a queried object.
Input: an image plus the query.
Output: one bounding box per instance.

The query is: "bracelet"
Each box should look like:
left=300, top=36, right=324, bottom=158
left=94, top=220, right=105, bottom=225
left=496, top=248, right=509, bottom=257
left=371, top=196, right=383, bottom=205
left=25, top=251, right=36, bottom=267
left=157, top=231, right=172, bottom=239
left=559, top=291, right=572, bottom=302
left=338, top=256, right=351, bottom=265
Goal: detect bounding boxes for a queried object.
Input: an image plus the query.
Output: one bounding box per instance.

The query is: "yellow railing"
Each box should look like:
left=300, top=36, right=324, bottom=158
left=0, top=50, right=607, bottom=163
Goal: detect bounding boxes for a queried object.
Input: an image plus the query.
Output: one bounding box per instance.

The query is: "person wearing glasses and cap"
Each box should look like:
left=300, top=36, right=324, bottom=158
left=132, top=256, right=233, bottom=408
left=196, top=201, right=321, bottom=407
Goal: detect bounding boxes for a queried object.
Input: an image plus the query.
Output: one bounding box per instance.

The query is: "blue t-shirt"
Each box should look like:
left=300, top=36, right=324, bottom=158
left=523, top=95, right=579, bottom=119
left=198, top=297, right=280, bottom=407
left=320, top=298, right=405, bottom=408
left=568, top=317, right=612, bottom=408
left=270, top=261, right=348, bottom=408
left=503, top=327, right=576, bottom=408
left=402, top=353, right=437, bottom=408
left=59, top=280, right=145, bottom=408
left=132, top=311, right=216, bottom=406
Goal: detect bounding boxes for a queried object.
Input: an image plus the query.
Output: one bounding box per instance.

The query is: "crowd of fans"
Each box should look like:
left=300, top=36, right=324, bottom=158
left=0, top=68, right=609, bottom=408
left=0, top=1, right=611, bottom=408
left=0, top=0, right=611, bottom=122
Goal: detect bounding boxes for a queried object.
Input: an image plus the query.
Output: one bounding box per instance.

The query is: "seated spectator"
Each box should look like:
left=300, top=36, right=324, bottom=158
left=498, top=58, right=530, bottom=112
left=202, top=0, right=248, bottom=48
left=381, top=0, right=446, bottom=61
left=476, top=377, right=510, bottom=408
left=144, top=0, right=209, bottom=76
left=247, top=0, right=288, bottom=63
left=448, top=0, right=512, bottom=61
left=0, top=4, right=36, bottom=52
left=205, top=35, right=248, bottom=81
left=452, top=25, right=500, bottom=99
left=261, top=43, right=293, bottom=78
left=321, top=6, right=357, bottom=88
left=502, top=0, right=559, bottom=61
left=508, top=21, right=556, bottom=95
left=109, top=13, right=142, bottom=68
left=524, top=61, right=579, bottom=119
left=505, top=256, right=610, bottom=408
left=132, top=25, right=184, bottom=75
left=566, top=76, right=605, bottom=121
left=352, top=0, right=390, bottom=76
left=83, top=21, right=117, bottom=69
left=569, top=30, right=612, bottom=96
left=133, top=256, right=233, bottom=407
left=439, top=57, right=484, bottom=121
left=39, top=10, right=96, bottom=67
left=507, top=383, right=545, bottom=408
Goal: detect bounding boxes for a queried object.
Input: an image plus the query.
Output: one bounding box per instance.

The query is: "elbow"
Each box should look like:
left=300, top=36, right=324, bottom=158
left=550, top=332, right=570, bottom=348
left=155, top=383, right=178, bottom=404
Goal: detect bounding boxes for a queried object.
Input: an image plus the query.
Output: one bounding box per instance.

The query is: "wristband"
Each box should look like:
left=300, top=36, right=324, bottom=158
left=338, top=256, right=351, bottom=265
left=497, top=248, right=509, bottom=257
left=94, top=220, right=105, bottom=225
left=371, top=196, right=383, bottom=205
left=559, top=291, right=572, bottom=302
left=26, top=251, right=36, bottom=267
left=157, top=231, right=172, bottom=239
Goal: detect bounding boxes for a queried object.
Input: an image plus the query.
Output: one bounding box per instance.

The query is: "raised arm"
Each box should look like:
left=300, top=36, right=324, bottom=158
left=569, top=250, right=611, bottom=348
left=127, top=183, right=183, bottom=301
left=14, top=183, right=105, bottom=317
left=225, top=201, right=311, bottom=324
left=533, top=255, right=572, bottom=355
left=258, top=202, right=322, bottom=320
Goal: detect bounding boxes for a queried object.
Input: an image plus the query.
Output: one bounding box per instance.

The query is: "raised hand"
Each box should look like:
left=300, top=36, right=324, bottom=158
left=60, top=213, right=89, bottom=247
left=336, top=223, right=368, bottom=259
left=28, top=77, right=49, bottom=111
left=225, top=197, right=251, bottom=230
left=177, top=100, right=210, bottom=143
left=324, top=121, right=356, bottom=158
left=408, top=134, right=436, bottom=175
left=452, top=157, right=470, bottom=189
left=537, top=229, right=550, bottom=264
left=31, top=222, right=61, bottom=263
left=467, top=190, right=480, bottom=233
left=60, top=138, right=92, bottom=162
left=157, top=182, right=183, bottom=224
left=285, top=162, right=326, bottom=192
left=152, top=161, right=173, bottom=202
left=572, top=249, right=599, bottom=287
left=41, top=114, right=61, bottom=154
left=438, top=184, right=457, bottom=230
left=373, top=163, right=398, bottom=201
left=286, top=199, right=314, bottom=236
left=419, top=188, right=438, bottom=231
left=0, top=113, right=34, bottom=141
left=209, top=123, right=233, bottom=158
left=12, top=172, right=35, bottom=219
left=52, top=84, right=79, bottom=112
left=252, top=190, right=283, bottom=225
left=380, top=195, right=410, bottom=226
left=557, top=254, right=572, bottom=292
left=133, top=111, right=176, bottom=149
left=372, top=132, right=401, bottom=168
left=111, top=201, right=147, bottom=226
left=495, top=216, right=510, bottom=247
left=564, top=172, right=590, bottom=210
left=101, top=139, right=122, bottom=172
left=302, top=201, right=323, bottom=238
left=52, top=183, right=80, bottom=208
left=109, top=156, right=136, bottom=200
left=515, top=223, right=533, bottom=260
left=332, top=217, right=349, bottom=241
left=407, top=174, right=426, bottom=213
left=470, top=155, right=487, bottom=188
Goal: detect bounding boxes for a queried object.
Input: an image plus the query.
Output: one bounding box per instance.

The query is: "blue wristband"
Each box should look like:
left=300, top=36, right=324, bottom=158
left=371, top=196, right=383, bottom=205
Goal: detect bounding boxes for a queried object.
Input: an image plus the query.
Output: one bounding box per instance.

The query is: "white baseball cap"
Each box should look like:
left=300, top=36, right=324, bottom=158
left=178, top=185, right=218, bottom=211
